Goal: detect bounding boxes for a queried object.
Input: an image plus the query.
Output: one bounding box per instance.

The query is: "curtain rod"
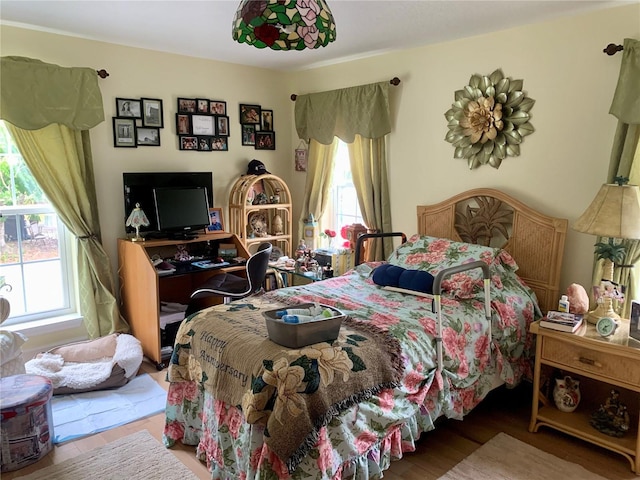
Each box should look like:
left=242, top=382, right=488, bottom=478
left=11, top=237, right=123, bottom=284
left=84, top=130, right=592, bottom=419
left=603, top=43, right=623, bottom=56
left=96, top=69, right=109, bottom=78
left=290, top=77, right=401, bottom=101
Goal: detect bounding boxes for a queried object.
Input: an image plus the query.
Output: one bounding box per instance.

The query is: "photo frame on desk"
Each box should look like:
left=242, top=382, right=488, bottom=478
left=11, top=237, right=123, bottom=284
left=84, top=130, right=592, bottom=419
left=205, top=207, right=224, bottom=233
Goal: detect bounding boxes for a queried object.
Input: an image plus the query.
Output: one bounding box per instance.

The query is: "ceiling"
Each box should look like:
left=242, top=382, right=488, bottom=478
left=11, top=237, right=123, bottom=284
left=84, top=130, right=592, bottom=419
left=0, top=0, right=631, bottom=71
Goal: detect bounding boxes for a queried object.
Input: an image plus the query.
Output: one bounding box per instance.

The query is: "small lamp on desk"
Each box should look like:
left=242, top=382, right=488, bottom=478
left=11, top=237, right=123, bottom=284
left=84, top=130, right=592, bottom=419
left=573, top=180, right=640, bottom=324
left=125, top=203, right=150, bottom=242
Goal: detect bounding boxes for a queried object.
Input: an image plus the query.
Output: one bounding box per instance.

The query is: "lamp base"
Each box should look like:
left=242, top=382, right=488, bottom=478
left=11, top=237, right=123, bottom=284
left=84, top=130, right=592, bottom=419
left=130, top=234, right=145, bottom=242
left=585, top=300, right=621, bottom=325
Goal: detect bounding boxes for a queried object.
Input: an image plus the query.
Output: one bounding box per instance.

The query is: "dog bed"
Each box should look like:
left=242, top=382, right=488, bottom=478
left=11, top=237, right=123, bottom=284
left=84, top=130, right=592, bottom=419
left=25, top=333, right=143, bottom=395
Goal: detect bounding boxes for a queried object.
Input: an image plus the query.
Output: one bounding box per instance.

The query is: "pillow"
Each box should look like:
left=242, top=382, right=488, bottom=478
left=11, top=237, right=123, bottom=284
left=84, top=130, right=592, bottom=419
left=387, top=235, right=519, bottom=298
left=372, top=263, right=434, bottom=294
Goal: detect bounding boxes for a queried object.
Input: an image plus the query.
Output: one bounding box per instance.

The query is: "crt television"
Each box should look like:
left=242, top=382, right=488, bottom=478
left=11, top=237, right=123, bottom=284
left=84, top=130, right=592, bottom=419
left=153, top=186, right=210, bottom=239
left=123, top=171, right=213, bottom=234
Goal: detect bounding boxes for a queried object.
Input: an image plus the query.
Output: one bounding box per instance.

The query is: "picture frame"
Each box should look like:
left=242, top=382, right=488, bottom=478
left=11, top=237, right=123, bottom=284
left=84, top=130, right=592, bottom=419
left=210, top=100, right=226, bottom=115
left=211, top=136, right=228, bottom=151
left=176, top=114, right=191, bottom=135
left=216, top=116, right=229, bottom=136
left=255, top=131, right=276, bottom=150
left=239, top=104, right=261, bottom=124
left=206, top=207, right=224, bottom=233
left=197, top=137, right=211, bottom=151
left=197, top=98, right=210, bottom=113
left=192, top=115, right=215, bottom=136
left=137, top=127, right=161, bottom=146
left=116, top=98, right=142, bottom=118
left=242, top=124, right=256, bottom=146
left=113, top=117, right=137, bottom=147
left=179, top=136, right=198, bottom=150
left=261, top=109, right=273, bottom=131
left=141, top=98, right=164, bottom=127
left=178, top=97, right=196, bottom=113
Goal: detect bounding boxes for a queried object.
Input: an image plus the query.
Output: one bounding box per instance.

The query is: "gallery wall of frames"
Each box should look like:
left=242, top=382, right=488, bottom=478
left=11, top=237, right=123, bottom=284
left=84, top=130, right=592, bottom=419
left=113, top=97, right=164, bottom=148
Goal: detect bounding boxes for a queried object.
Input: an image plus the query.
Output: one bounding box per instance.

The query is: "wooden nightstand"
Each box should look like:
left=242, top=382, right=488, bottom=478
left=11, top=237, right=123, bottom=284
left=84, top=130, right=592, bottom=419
left=529, top=319, right=640, bottom=473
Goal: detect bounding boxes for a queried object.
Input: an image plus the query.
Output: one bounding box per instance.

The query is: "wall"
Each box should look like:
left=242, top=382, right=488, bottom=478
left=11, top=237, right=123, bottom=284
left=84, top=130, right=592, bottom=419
left=289, top=3, right=640, bottom=295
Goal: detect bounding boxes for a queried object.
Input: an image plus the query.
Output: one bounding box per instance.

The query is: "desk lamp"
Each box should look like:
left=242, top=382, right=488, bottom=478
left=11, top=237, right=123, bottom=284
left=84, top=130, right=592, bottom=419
left=125, top=203, right=150, bottom=242
left=573, top=181, right=640, bottom=324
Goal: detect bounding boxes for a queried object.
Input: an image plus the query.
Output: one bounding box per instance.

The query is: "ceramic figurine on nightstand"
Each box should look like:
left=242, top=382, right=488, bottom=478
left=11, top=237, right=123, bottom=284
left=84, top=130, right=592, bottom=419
left=590, top=389, right=630, bottom=437
left=553, top=375, right=581, bottom=413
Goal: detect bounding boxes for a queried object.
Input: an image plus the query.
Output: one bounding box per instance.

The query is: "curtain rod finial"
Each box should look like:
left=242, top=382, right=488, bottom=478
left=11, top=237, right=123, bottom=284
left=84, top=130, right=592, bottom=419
left=603, top=43, right=623, bottom=56
left=390, top=77, right=401, bottom=86
left=291, top=94, right=297, bottom=101
left=96, top=69, right=109, bottom=78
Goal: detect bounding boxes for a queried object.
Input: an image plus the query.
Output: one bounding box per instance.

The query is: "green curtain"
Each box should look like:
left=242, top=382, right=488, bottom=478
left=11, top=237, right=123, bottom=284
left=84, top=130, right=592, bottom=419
left=295, top=81, right=392, bottom=145
left=297, top=139, right=338, bottom=239
left=1, top=56, right=128, bottom=338
left=593, top=38, right=640, bottom=319
left=347, top=135, right=393, bottom=261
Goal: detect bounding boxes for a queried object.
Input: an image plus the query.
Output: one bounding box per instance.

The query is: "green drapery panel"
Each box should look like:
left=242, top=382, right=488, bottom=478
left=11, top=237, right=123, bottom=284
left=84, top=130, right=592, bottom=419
left=609, top=39, right=640, bottom=124
left=295, top=82, right=391, bottom=145
left=0, top=56, right=104, bottom=130
left=297, top=139, right=338, bottom=239
left=6, top=123, right=129, bottom=338
left=347, top=135, right=393, bottom=261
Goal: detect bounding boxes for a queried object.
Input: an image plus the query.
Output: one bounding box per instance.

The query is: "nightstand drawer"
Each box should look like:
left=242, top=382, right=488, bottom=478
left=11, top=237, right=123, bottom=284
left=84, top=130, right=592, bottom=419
left=541, top=337, right=640, bottom=388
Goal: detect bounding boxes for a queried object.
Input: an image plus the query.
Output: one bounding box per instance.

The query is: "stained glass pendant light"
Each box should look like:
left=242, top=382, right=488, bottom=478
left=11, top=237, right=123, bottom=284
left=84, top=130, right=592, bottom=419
left=232, top=0, right=336, bottom=51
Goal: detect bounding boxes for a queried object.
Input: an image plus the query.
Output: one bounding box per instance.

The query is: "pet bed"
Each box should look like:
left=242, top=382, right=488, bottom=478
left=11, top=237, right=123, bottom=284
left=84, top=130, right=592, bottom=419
left=25, top=333, right=143, bottom=395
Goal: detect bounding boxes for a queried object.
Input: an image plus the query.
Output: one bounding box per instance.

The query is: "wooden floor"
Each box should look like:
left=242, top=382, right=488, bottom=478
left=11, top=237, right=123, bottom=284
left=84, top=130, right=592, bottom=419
left=4, top=359, right=636, bottom=480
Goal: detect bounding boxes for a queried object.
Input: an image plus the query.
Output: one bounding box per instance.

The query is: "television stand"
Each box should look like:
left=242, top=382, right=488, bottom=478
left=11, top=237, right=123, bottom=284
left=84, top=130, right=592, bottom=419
left=167, top=232, right=199, bottom=240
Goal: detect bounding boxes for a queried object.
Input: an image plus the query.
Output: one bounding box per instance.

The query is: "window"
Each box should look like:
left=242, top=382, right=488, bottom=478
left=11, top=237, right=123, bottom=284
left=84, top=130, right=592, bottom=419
left=0, top=121, right=75, bottom=325
left=320, top=140, right=364, bottom=247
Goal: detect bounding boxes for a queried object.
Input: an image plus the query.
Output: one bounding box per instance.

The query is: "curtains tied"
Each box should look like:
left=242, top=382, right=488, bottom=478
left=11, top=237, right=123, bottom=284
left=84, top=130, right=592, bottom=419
left=0, top=56, right=104, bottom=130
left=295, top=81, right=391, bottom=145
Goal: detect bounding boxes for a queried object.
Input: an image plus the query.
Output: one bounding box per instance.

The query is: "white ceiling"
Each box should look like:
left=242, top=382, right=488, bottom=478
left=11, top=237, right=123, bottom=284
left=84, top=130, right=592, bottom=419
left=0, top=0, right=632, bottom=71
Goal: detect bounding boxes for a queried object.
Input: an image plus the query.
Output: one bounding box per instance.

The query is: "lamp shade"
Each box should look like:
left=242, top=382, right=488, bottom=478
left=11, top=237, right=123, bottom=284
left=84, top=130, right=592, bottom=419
left=573, top=184, right=640, bottom=239
left=232, top=0, right=336, bottom=51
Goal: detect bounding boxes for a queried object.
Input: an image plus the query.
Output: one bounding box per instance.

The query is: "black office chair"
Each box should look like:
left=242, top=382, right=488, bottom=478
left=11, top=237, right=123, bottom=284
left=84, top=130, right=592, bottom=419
left=186, top=242, right=272, bottom=316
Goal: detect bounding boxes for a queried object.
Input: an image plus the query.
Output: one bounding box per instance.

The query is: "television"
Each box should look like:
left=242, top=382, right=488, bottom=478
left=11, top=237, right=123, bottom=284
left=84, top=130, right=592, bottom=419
left=123, top=172, right=213, bottom=235
left=153, top=186, right=210, bottom=239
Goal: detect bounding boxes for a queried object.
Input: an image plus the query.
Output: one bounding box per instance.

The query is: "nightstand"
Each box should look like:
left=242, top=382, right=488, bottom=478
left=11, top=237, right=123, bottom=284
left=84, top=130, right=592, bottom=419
left=529, top=319, right=640, bottom=473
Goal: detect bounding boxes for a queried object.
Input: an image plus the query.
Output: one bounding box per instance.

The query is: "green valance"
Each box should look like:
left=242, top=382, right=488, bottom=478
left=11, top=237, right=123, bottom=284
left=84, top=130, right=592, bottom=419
left=609, top=38, right=640, bottom=124
left=295, top=81, right=391, bottom=145
left=0, top=56, right=104, bottom=130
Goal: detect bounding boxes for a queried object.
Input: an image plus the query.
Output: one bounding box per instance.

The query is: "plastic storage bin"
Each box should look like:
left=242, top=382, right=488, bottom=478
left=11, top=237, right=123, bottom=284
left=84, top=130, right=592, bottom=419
left=0, top=374, right=54, bottom=472
left=263, top=303, right=345, bottom=348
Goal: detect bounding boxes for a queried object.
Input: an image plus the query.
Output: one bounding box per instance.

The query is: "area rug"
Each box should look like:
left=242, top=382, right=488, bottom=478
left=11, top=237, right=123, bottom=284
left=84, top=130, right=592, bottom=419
left=51, top=373, right=167, bottom=444
left=15, top=430, right=198, bottom=480
left=437, top=432, right=608, bottom=480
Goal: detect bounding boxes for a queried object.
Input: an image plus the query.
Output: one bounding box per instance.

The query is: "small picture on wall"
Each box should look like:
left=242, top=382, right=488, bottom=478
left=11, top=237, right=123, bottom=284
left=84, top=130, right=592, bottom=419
left=211, top=137, right=228, bottom=151
left=198, top=137, right=211, bottom=151
left=192, top=115, right=215, bottom=136
left=178, top=98, right=196, bottom=113
left=176, top=114, right=191, bottom=134
left=206, top=207, right=224, bottom=233
left=261, top=109, right=273, bottom=131
left=239, top=104, right=261, bottom=124
left=242, top=124, right=256, bottom=146
left=179, top=136, right=198, bottom=150
left=116, top=98, right=142, bottom=118
left=113, top=117, right=137, bottom=148
left=141, top=98, right=164, bottom=127
left=137, top=127, right=161, bottom=146
left=197, top=98, right=210, bottom=113
left=255, top=131, right=275, bottom=150
left=210, top=100, right=226, bottom=115
left=217, top=116, right=229, bottom=136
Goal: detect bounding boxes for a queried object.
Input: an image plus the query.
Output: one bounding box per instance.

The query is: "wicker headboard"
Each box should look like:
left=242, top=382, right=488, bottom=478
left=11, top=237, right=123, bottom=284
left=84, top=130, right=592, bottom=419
left=417, top=188, right=568, bottom=314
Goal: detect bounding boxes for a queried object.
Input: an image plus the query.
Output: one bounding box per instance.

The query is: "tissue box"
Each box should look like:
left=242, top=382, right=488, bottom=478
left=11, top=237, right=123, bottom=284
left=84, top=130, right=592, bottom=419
left=263, top=303, right=345, bottom=348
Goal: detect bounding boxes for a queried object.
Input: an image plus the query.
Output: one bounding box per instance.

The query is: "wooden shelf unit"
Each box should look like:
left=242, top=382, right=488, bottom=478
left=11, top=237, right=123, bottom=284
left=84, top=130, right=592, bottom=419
left=529, top=320, right=640, bottom=473
left=228, top=174, right=292, bottom=257
left=117, top=233, right=249, bottom=368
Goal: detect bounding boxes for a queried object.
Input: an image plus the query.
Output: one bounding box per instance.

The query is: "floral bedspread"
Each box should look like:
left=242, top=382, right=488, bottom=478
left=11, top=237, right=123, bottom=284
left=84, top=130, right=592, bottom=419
left=164, top=245, right=539, bottom=480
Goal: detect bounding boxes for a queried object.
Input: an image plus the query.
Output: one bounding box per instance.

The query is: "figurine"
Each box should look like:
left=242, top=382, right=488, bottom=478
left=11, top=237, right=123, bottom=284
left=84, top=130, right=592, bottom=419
left=174, top=245, right=192, bottom=262
left=590, top=389, right=630, bottom=437
left=271, top=214, right=283, bottom=235
left=553, top=376, right=581, bottom=413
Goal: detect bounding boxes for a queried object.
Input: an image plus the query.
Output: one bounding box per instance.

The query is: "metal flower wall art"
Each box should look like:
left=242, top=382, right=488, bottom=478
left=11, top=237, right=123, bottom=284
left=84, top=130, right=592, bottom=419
left=444, top=69, right=535, bottom=169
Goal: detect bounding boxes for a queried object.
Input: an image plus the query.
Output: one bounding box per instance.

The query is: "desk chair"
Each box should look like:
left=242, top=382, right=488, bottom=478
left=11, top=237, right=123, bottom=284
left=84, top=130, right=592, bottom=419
left=186, top=242, right=272, bottom=316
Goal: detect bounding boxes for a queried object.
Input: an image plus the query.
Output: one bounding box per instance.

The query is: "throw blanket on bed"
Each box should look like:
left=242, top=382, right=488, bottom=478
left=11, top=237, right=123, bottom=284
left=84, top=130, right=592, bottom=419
left=167, top=296, right=403, bottom=472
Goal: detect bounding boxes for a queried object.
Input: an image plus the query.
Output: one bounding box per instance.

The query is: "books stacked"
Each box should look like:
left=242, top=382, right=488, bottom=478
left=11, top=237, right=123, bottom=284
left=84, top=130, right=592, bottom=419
left=540, top=311, right=584, bottom=333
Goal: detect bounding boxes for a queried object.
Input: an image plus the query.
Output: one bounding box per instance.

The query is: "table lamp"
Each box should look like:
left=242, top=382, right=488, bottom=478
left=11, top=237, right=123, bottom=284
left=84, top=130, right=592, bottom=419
left=125, top=203, right=150, bottom=242
left=573, top=182, right=640, bottom=323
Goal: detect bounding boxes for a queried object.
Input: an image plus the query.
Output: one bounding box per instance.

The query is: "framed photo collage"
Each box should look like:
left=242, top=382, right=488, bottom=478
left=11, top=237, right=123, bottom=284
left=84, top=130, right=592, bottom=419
left=240, top=103, right=275, bottom=150
left=177, top=97, right=229, bottom=152
left=113, top=97, right=164, bottom=148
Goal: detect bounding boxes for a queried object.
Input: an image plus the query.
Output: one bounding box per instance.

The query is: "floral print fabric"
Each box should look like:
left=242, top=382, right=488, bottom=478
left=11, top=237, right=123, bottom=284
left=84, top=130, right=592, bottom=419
left=164, top=238, right=539, bottom=480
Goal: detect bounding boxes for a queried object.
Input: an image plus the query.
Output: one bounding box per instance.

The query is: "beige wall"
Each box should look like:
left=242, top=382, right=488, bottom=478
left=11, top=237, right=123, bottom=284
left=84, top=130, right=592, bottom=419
left=289, top=3, right=640, bottom=295
left=1, top=3, right=638, bottom=351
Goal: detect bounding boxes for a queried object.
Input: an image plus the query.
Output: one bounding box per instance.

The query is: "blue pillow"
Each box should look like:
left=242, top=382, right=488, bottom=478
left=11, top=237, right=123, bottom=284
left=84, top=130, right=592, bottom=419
left=372, top=264, right=434, bottom=294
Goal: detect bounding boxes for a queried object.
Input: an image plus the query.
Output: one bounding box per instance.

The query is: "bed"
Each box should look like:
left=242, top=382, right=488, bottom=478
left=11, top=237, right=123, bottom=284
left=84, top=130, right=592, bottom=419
left=163, top=188, right=568, bottom=480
